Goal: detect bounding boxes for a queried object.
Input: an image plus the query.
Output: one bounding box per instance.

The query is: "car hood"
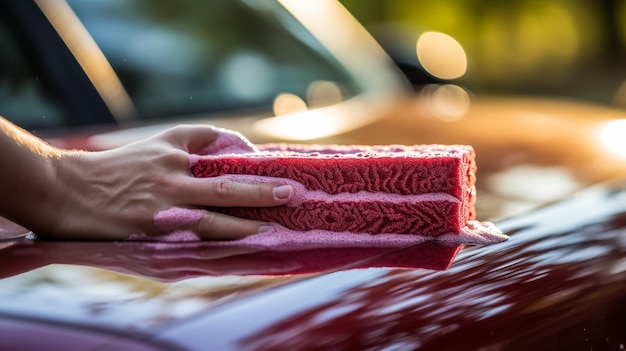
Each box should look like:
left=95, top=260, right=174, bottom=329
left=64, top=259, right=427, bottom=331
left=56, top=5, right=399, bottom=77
left=161, top=178, right=626, bottom=350
left=1, top=178, right=625, bottom=350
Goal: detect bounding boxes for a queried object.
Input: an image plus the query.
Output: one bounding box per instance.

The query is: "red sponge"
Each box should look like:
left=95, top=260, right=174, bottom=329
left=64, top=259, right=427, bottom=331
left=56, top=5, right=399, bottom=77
left=191, top=144, right=477, bottom=237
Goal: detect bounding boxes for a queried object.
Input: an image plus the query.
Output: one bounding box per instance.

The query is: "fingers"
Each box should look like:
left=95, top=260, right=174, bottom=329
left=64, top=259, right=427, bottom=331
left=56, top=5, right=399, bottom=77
left=155, top=124, right=290, bottom=207
left=192, top=211, right=271, bottom=240
left=147, top=125, right=289, bottom=240
left=181, top=177, right=293, bottom=207
left=153, top=207, right=273, bottom=241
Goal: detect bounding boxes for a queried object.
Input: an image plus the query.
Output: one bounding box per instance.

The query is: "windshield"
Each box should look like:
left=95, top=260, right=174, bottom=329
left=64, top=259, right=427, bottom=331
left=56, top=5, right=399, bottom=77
left=66, top=0, right=363, bottom=121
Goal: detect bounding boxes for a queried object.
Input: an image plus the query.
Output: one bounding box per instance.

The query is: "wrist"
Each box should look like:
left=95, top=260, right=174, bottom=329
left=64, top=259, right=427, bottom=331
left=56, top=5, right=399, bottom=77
left=0, top=143, right=66, bottom=236
left=35, top=147, right=75, bottom=236
left=43, top=149, right=90, bottom=237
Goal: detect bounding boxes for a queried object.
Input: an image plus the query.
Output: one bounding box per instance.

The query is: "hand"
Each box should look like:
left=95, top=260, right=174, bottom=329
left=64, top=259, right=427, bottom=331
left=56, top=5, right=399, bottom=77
left=46, top=125, right=292, bottom=240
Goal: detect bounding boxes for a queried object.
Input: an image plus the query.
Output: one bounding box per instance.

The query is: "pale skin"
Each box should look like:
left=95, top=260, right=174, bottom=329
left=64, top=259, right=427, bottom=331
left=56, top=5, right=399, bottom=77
left=0, top=117, right=292, bottom=240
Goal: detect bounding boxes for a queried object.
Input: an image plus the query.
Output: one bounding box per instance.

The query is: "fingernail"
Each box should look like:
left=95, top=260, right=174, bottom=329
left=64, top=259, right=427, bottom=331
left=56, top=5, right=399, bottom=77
left=272, top=185, right=293, bottom=200
left=257, top=225, right=274, bottom=234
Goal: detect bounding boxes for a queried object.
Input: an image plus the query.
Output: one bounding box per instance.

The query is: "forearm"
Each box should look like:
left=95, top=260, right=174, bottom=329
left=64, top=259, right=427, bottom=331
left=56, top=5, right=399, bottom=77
left=0, top=117, right=63, bottom=233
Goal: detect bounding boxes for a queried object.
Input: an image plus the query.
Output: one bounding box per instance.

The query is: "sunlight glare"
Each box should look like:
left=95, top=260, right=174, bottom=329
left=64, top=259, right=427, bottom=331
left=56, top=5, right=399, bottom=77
left=598, top=119, right=626, bottom=160
left=254, top=109, right=345, bottom=140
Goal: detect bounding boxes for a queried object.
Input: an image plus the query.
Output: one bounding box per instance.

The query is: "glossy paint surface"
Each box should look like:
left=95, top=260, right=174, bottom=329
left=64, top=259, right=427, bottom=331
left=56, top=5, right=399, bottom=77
left=0, top=228, right=460, bottom=341
left=2, top=180, right=625, bottom=350
left=155, top=180, right=626, bottom=350
left=3, top=94, right=626, bottom=349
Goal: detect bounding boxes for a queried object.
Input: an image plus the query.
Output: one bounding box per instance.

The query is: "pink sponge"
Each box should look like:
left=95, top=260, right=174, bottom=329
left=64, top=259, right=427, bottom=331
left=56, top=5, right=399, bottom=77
left=190, top=143, right=478, bottom=238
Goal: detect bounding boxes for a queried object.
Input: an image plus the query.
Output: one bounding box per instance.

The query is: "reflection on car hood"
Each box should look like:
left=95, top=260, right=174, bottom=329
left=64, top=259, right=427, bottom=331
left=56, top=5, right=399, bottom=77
left=0, top=239, right=462, bottom=281
left=0, top=229, right=460, bottom=339
left=152, top=179, right=626, bottom=350
left=1, top=179, right=626, bottom=350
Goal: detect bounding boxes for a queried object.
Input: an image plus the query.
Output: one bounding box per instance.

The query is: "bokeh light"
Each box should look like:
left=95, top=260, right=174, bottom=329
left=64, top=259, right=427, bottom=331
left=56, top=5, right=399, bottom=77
left=416, top=31, right=467, bottom=80
left=272, top=93, right=307, bottom=116
left=220, top=51, right=276, bottom=102
left=421, top=84, right=470, bottom=121
left=307, top=80, right=343, bottom=107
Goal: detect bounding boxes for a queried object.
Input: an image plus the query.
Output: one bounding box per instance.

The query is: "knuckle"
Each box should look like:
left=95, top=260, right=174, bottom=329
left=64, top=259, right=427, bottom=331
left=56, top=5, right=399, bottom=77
left=153, top=174, right=178, bottom=193
left=159, top=150, right=187, bottom=167
left=212, top=179, right=234, bottom=199
left=161, top=124, right=195, bottom=142
left=168, top=124, right=192, bottom=135
left=198, top=211, right=218, bottom=230
left=255, top=185, right=269, bottom=202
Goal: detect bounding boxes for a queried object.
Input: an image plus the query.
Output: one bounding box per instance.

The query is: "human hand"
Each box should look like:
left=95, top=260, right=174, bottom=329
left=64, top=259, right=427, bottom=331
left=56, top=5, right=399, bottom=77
left=45, top=125, right=292, bottom=240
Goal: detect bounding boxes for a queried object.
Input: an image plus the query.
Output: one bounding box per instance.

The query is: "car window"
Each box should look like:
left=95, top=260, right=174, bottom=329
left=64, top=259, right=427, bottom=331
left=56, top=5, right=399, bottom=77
left=66, top=0, right=363, bottom=121
left=0, top=15, right=68, bottom=132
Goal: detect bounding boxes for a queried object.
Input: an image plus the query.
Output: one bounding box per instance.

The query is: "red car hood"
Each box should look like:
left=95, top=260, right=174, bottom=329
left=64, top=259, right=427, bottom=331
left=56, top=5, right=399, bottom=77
left=154, top=179, right=626, bottom=350
left=1, top=179, right=625, bottom=350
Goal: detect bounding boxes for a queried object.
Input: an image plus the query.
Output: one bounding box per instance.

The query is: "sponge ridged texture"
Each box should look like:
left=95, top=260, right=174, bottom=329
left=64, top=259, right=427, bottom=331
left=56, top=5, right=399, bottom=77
left=190, top=144, right=476, bottom=237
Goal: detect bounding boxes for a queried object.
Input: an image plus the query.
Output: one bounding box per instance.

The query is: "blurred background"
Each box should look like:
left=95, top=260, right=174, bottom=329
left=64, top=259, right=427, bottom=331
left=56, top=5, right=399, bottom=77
left=340, top=0, right=626, bottom=108
left=4, top=0, right=626, bottom=132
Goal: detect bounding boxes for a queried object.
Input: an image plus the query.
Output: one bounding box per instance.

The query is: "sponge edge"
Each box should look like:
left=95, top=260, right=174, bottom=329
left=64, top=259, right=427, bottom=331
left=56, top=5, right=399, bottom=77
left=129, top=206, right=506, bottom=247
left=208, top=220, right=507, bottom=249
